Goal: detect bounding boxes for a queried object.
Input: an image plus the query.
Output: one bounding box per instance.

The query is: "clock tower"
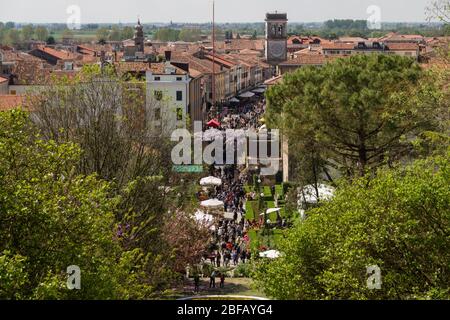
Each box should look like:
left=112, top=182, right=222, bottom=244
left=265, top=12, right=288, bottom=65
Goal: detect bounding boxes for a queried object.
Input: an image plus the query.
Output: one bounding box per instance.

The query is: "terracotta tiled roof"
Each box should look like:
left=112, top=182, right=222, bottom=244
left=12, top=60, right=78, bottom=85
left=0, top=95, right=25, bottom=111
left=288, top=36, right=323, bottom=45
left=0, top=50, right=45, bottom=63
left=224, top=54, right=270, bottom=68
left=149, top=63, right=186, bottom=75
left=294, top=47, right=323, bottom=55
left=0, top=76, right=8, bottom=84
left=239, top=49, right=261, bottom=55
left=378, top=33, right=424, bottom=43
left=322, top=42, right=355, bottom=50
left=204, top=54, right=237, bottom=68
left=385, top=43, right=419, bottom=51
left=338, top=37, right=368, bottom=43
left=172, top=54, right=224, bottom=75
left=280, top=54, right=325, bottom=66
left=215, top=39, right=265, bottom=51
left=189, top=68, right=203, bottom=78
left=36, top=47, right=78, bottom=60
left=12, top=61, right=50, bottom=85
left=114, top=62, right=152, bottom=74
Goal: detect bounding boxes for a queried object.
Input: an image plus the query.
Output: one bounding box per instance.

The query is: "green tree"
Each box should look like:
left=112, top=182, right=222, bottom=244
left=154, top=28, right=180, bottom=41
left=426, top=0, right=450, bottom=23
left=5, top=21, right=15, bottom=29
left=266, top=54, right=439, bottom=179
left=27, top=66, right=208, bottom=294
left=254, top=153, right=450, bottom=300
left=21, top=24, right=34, bottom=41
left=96, top=27, right=109, bottom=42
left=61, top=28, right=74, bottom=41
left=4, top=29, right=21, bottom=46
left=0, top=110, right=151, bottom=299
left=46, top=36, right=56, bottom=45
left=120, top=26, right=134, bottom=40
left=179, top=28, right=201, bottom=42
left=35, top=26, right=48, bottom=41
left=109, top=25, right=121, bottom=41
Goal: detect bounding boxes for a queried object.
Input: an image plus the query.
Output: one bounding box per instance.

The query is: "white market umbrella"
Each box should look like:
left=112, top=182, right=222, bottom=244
left=239, top=91, right=255, bottom=98
left=200, top=176, right=222, bottom=186
left=259, top=250, right=281, bottom=259
left=200, top=199, right=224, bottom=210
left=252, top=88, right=266, bottom=94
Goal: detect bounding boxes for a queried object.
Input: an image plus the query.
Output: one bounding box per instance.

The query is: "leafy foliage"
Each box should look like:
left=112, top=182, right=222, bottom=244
left=266, top=54, right=440, bottom=180
left=26, top=67, right=205, bottom=296
left=254, top=153, right=450, bottom=300
left=0, top=110, right=150, bottom=299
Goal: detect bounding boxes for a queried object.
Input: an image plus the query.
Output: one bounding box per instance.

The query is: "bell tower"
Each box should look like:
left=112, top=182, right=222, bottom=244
left=265, top=12, right=288, bottom=65
left=134, top=19, right=145, bottom=53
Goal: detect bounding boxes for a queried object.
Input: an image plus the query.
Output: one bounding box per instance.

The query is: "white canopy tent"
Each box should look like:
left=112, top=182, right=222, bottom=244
left=259, top=250, right=281, bottom=259
left=298, top=184, right=335, bottom=204
left=200, top=176, right=222, bottom=186
left=229, top=97, right=240, bottom=103
left=200, top=199, right=224, bottom=210
left=260, top=208, right=281, bottom=216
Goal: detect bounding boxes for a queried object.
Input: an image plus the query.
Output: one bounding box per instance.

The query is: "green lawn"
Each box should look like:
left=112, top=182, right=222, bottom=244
left=275, top=184, right=284, bottom=197
left=50, top=30, right=98, bottom=41
left=244, top=185, right=253, bottom=193
left=245, top=201, right=257, bottom=220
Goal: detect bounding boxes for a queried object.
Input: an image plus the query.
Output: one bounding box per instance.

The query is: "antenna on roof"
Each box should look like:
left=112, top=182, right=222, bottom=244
left=211, top=0, right=216, bottom=118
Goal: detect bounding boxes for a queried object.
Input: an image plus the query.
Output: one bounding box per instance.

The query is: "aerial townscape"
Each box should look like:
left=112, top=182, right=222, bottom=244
left=0, top=0, right=449, bottom=303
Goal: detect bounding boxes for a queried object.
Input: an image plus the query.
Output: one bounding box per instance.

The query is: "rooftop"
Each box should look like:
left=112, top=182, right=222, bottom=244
left=280, top=54, right=326, bottom=66
left=35, top=46, right=78, bottom=60
left=0, top=95, right=25, bottom=111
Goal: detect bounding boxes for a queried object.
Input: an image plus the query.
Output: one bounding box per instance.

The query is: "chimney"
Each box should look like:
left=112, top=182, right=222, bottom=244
left=164, top=50, right=172, bottom=62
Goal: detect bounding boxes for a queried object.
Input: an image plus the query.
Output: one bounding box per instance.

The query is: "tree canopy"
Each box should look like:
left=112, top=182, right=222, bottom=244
left=0, top=110, right=150, bottom=299
left=266, top=54, right=440, bottom=180
left=254, top=152, right=450, bottom=300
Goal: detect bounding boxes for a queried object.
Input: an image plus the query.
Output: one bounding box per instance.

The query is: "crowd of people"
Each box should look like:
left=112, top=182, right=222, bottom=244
left=193, top=96, right=266, bottom=292
left=206, top=98, right=266, bottom=131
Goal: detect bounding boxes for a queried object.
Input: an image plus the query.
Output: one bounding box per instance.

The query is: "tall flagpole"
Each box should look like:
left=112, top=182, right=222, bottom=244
left=211, top=0, right=216, bottom=117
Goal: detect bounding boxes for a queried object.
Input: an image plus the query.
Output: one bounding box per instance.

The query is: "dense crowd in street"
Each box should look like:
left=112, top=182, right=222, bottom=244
left=195, top=96, right=266, bottom=291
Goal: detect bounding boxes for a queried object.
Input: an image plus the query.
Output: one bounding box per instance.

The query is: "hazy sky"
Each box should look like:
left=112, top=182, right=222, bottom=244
left=0, top=0, right=435, bottom=23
